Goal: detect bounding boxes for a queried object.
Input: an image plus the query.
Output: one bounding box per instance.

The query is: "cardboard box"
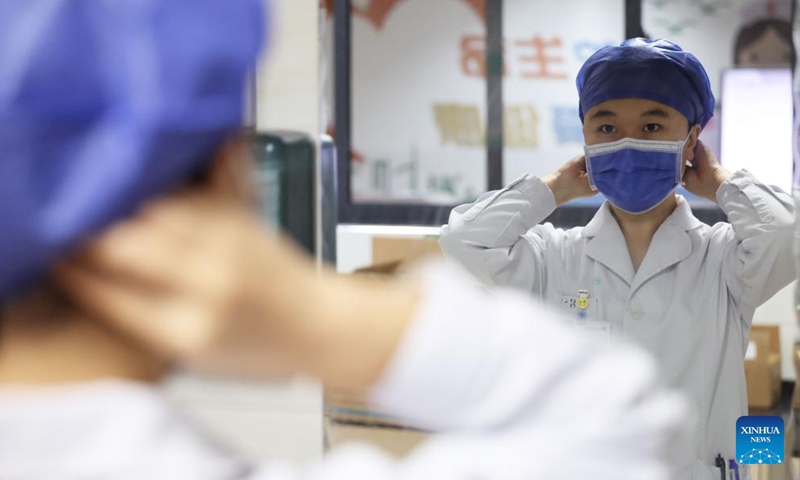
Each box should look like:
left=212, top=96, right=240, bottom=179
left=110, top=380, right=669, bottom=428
left=354, top=236, right=442, bottom=277
left=326, top=422, right=428, bottom=458
left=745, top=325, right=782, bottom=410
left=353, top=260, right=403, bottom=277
left=371, top=236, right=442, bottom=266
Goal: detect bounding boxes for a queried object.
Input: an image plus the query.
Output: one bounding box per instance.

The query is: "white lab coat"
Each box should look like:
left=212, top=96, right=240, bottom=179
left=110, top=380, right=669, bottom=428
left=0, top=266, right=691, bottom=480
left=440, top=170, right=795, bottom=480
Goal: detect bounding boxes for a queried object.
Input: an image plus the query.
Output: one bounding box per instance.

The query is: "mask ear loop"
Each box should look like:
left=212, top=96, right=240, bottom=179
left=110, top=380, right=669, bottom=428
left=680, top=160, right=692, bottom=186
left=679, top=133, right=694, bottom=186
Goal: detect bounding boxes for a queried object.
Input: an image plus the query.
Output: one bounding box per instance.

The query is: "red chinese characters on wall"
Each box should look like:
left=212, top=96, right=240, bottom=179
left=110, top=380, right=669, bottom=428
left=515, top=36, right=567, bottom=79
left=460, top=35, right=568, bottom=80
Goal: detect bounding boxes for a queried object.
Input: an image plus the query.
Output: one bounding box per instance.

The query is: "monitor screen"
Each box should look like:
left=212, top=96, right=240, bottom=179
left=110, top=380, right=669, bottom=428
left=720, top=68, right=793, bottom=193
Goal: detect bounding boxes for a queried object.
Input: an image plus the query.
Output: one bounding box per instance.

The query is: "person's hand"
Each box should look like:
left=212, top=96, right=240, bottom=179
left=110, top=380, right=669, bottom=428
left=52, top=191, right=418, bottom=389
left=682, top=140, right=731, bottom=203
left=53, top=193, right=319, bottom=377
left=542, top=155, right=595, bottom=206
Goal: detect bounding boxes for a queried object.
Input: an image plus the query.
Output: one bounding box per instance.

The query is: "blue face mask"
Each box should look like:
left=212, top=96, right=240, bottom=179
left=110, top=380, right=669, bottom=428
left=584, top=137, right=687, bottom=214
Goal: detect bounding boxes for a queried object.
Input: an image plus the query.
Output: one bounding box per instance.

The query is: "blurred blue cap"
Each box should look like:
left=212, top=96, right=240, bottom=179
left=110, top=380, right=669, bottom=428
left=0, top=0, right=264, bottom=299
left=577, top=38, right=715, bottom=128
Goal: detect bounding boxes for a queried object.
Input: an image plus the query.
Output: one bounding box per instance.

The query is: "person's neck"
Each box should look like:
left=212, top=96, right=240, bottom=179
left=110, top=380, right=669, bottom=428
left=609, top=195, right=679, bottom=272
left=0, top=293, right=166, bottom=386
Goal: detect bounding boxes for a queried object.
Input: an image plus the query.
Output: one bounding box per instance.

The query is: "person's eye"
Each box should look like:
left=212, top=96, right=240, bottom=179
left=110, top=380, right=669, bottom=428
left=598, top=124, right=616, bottom=134
left=643, top=123, right=661, bottom=133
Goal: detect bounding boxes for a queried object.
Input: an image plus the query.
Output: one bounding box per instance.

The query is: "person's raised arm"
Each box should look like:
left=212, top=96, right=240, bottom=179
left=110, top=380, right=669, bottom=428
left=440, top=155, right=594, bottom=290
left=684, top=142, right=795, bottom=321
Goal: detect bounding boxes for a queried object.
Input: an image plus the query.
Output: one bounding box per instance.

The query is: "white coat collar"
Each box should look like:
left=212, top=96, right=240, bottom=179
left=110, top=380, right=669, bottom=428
left=583, top=197, right=704, bottom=290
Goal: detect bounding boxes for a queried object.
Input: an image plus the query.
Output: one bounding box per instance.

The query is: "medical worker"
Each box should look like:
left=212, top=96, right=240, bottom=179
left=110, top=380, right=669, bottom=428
left=440, top=38, right=795, bottom=479
left=0, top=2, right=690, bottom=479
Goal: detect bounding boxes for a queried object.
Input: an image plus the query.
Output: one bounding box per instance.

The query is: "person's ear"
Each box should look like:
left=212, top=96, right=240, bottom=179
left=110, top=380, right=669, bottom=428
left=206, top=135, right=259, bottom=206
left=684, top=124, right=702, bottom=163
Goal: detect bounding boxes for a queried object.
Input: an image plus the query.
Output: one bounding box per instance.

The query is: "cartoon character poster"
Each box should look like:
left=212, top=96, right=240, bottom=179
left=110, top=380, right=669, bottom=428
left=734, top=0, right=792, bottom=66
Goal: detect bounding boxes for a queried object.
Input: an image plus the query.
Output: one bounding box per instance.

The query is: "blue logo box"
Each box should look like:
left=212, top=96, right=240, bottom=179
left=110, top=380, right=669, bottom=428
left=736, top=416, right=784, bottom=465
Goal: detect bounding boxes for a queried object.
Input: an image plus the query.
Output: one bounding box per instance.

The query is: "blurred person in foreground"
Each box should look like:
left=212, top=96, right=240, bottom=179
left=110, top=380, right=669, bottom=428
left=0, top=1, right=689, bottom=479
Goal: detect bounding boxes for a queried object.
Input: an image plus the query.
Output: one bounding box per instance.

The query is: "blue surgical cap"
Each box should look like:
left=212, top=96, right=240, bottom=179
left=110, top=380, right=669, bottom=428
left=577, top=38, right=715, bottom=128
left=0, top=0, right=264, bottom=299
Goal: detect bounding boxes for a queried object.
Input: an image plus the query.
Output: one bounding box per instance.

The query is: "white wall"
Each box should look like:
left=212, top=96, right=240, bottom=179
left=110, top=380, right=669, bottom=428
left=344, top=0, right=625, bottom=203
left=167, top=0, right=324, bottom=465
left=501, top=0, right=624, bottom=186
left=350, top=0, right=487, bottom=203
left=257, top=0, right=320, bottom=137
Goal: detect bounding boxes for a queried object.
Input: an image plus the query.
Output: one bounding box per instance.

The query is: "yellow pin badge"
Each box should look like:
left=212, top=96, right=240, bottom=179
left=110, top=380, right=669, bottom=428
left=576, top=290, right=590, bottom=310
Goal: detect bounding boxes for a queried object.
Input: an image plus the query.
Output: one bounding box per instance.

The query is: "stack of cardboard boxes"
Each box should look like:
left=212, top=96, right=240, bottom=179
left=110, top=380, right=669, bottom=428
left=746, top=325, right=783, bottom=410
left=746, top=326, right=795, bottom=480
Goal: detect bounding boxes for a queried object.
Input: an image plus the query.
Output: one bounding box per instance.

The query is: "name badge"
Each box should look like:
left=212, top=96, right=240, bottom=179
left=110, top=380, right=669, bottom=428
left=560, top=290, right=611, bottom=341
left=561, top=290, right=596, bottom=316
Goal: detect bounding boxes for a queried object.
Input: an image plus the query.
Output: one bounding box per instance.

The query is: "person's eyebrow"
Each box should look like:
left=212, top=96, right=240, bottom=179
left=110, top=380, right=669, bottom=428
left=589, top=109, right=616, bottom=120
left=641, top=108, right=671, bottom=118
